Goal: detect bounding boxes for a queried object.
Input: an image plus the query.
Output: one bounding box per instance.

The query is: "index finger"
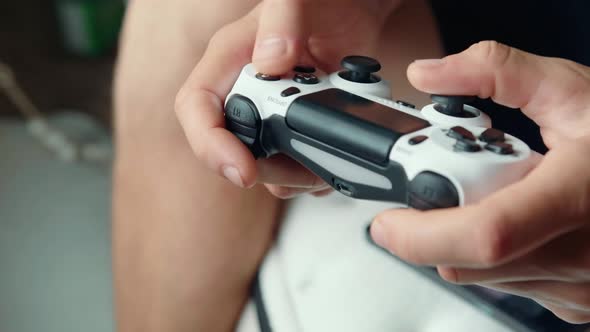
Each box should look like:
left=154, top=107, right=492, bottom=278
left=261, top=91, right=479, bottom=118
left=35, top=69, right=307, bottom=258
left=175, top=11, right=260, bottom=188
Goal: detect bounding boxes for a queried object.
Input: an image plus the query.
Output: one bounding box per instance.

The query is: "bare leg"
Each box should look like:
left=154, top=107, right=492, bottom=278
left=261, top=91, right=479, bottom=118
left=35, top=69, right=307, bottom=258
left=112, top=1, right=280, bottom=332
left=377, top=0, right=444, bottom=105
left=112, top=0, right=442, bottom=331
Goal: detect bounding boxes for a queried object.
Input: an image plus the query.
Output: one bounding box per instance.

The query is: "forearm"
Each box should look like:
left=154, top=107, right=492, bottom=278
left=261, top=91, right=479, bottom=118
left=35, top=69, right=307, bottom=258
left=111, top=1, right=278, bottom=331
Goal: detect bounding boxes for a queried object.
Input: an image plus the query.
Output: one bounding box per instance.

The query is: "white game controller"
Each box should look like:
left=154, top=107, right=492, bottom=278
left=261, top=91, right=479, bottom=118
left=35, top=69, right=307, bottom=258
left=224, top=55, right=540, bottom=210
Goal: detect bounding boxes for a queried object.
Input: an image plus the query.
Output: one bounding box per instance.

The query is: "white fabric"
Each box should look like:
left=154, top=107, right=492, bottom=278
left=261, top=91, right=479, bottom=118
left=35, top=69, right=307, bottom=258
left=236, top=194, right=519, bottom=332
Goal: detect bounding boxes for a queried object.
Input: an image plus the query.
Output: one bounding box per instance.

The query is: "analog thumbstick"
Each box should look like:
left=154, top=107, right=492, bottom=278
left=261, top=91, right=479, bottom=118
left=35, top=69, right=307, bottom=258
left=339, top=56, right=382, bottom=83
left=431, top=95, right=477, bottom=118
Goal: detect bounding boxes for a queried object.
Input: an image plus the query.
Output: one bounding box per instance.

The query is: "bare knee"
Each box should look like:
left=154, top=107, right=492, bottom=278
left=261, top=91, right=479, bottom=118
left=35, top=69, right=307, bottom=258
left=113, top=0, right=260, bottom=142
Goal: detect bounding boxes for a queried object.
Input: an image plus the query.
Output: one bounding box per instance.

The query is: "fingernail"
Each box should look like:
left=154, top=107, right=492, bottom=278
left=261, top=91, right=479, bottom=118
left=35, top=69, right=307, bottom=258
left=370, top=219, right=387, bottom=248
left=411, top=58, right=446, bottom=68
left=222, top=166, right=244, bottom=188
left=253, top=37, right=288, bottom=61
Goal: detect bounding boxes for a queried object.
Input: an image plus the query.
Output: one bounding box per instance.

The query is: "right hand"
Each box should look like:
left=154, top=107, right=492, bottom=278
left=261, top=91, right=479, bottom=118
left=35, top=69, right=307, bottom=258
left=174, top=0, right=402, bottom=199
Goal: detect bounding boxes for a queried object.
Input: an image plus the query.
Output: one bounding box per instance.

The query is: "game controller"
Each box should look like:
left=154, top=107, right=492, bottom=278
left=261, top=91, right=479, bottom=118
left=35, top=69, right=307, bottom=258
left=223, top=55, right=539, bottom=210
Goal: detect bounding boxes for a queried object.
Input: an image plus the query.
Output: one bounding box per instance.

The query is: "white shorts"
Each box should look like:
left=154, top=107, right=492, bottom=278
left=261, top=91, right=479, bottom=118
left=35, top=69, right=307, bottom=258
left=233, top=194, right=517, bottom=332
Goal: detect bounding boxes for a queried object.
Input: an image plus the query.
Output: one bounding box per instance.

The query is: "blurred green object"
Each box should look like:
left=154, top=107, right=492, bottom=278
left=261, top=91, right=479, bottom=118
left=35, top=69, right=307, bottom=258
left=55, top=0, right=125, bottom=57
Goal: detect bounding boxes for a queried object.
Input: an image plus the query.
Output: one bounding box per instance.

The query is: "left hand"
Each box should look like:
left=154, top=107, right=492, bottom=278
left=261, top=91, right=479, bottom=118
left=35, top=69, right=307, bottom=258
left=370, top=41, right=590, bottom=324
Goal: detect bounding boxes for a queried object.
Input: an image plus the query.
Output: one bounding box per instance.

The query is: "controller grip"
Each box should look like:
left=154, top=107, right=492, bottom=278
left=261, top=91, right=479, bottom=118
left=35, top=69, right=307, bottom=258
left=407, top=150, right=543, bottom=211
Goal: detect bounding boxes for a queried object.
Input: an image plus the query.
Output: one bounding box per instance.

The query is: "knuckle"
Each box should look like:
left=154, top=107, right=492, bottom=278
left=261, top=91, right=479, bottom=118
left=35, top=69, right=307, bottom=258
left=191, top=138, right=208, bottom=164
left=540, top=303, right=590, bottom=324
left=174, top=87, right=191, bottom=117
left=438, top=267, right=460, bottom=284
left=554, top=140, right=590, bottom=219
left=207, top=22, right=244, bottom=53
left=469, top=40, right=513, bottom=68
left=476, top=211, right=512, bottom=267
left=208, top=26, right=231, bottom=47
left=572, top=288, right=590, bottom=309
left=311, top=188, right=333, bottom=197
left=580, top=247, right=590, bottom=273
left=389, top=226, right=424, bottom=265
left=267, top=185, right=295, bottom=199
left=553, top=310, right=590, bottom=325
left=173, top=89, right=205, bottom=159
left=308, top=174, right=325, bottom=188
left=265, top=0, right=305, bottom=7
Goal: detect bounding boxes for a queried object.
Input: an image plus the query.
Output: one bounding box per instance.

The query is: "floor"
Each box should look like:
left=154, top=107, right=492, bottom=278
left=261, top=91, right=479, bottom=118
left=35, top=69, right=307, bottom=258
left=0, top=113, right=114, bottom=332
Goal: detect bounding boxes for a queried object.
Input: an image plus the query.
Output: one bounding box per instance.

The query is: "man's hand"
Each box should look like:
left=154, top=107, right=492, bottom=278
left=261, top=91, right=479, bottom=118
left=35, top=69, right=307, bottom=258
left=174, top=0, right=402, bottom=199
left=370, top=41, right=590, bottom=324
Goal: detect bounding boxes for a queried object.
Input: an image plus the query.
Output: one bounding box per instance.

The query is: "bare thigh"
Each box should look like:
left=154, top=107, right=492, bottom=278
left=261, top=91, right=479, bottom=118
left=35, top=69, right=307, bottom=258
left=114, top=0, right=261, bottom=139
left=113, top=1, right=277, bottom=331
left=377, top=0, right=444, bottom=106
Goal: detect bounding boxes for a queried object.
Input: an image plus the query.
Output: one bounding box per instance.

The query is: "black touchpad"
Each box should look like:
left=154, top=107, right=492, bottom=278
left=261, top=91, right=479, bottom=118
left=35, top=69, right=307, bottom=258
left=286, top=89, right=430, bottom=165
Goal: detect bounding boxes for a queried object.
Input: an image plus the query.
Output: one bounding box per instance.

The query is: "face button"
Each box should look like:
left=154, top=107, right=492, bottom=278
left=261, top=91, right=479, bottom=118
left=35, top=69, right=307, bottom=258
left=479, top=128, right=506, bottom=143
left=293, top=73, right=319, bottom=85
left=280, top=87, right=301, bottom=97
left=453, top=138, right=482, bottom=152
left=255, top=73, right=280, bottom=81
left=294, top=65, right=316, bottom=73
left=409, top=135, right=428, bottom=145
left=397, top=100, right=416, bottom=109
left=447, top=126, right=476, bottom=141
left=485, top=142, right=514, bottom=155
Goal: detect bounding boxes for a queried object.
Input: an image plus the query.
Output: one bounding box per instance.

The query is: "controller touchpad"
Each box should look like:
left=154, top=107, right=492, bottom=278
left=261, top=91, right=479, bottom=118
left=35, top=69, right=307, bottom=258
left=286, top=88, right=430, bottom=165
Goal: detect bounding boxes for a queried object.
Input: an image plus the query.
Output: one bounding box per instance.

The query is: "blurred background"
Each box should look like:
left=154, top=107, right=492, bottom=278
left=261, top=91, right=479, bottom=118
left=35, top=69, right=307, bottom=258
left=0, top=1, right=125, bottom=331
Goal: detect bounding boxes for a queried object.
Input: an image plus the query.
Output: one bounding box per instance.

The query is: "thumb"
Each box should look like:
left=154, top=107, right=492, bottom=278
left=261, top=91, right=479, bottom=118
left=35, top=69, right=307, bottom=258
left=252, top=0, right=307, bottom=75
left=406, top=41, right=590, bottom=137
left=369, top=136, right=590, bottom=268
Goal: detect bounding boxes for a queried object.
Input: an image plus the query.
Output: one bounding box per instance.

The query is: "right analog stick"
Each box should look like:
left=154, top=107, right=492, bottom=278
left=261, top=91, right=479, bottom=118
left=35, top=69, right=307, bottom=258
left=431, top=95, right=477, bottom=118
